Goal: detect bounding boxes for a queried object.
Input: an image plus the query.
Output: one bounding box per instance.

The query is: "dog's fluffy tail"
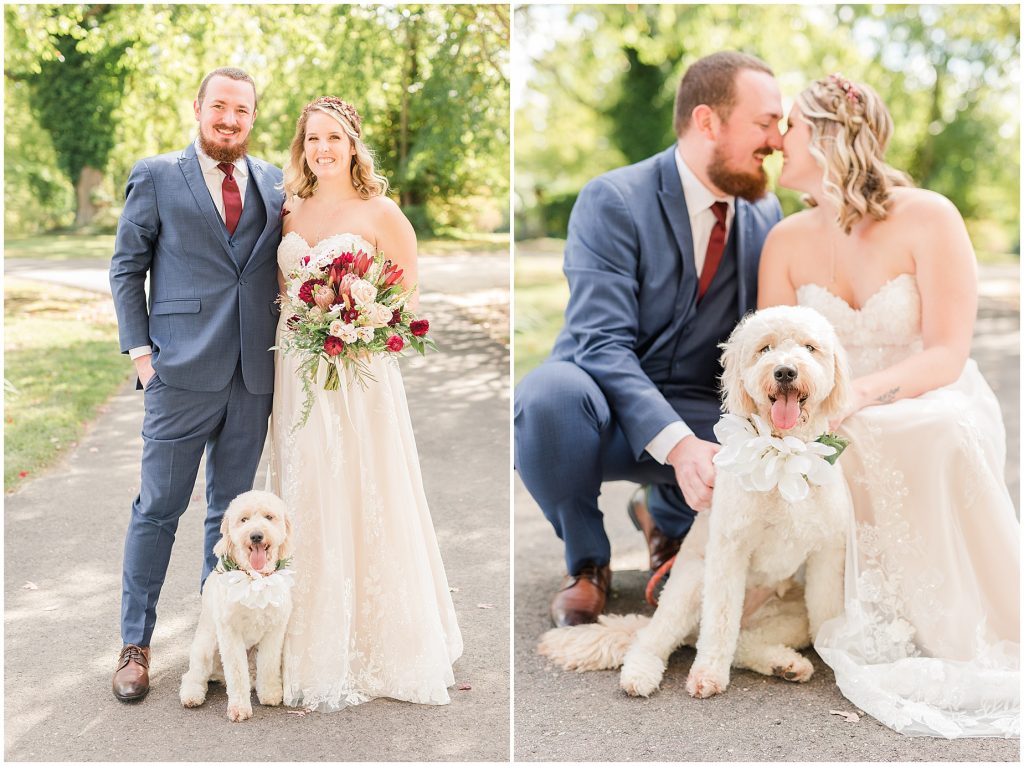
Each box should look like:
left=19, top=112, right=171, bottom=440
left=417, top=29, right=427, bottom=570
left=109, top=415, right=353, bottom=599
left=537, top=614, right=651, bottom=671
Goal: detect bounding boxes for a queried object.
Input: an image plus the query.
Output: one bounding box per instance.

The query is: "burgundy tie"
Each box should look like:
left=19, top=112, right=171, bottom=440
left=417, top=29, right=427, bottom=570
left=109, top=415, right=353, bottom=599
left=697, top=201, right=729, bottom=302
left=217, top=162, right=242, bottom=235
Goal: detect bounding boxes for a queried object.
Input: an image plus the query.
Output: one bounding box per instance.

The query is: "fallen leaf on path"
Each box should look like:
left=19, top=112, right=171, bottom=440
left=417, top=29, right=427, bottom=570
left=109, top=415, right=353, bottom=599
left=22, top=582, right=38, bottom=590
left=829, top=709, right=860, bottom=723
left=287, top=708, right=313, bottom=717
left=449, top=586, right=460, bottom=593
left=457, top=683, right=472, bottom=691
left=476, top=603, right=495, bottom=609
left=18, top=471, right=28, bottom=478
left=42, top=605, right=59, bottom=611
left=88, top=447, right=99, bottom=453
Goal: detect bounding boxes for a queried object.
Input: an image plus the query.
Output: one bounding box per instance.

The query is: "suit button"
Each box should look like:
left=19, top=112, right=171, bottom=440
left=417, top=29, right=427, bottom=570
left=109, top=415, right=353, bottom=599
left=240, top=279, right=247, bottom=285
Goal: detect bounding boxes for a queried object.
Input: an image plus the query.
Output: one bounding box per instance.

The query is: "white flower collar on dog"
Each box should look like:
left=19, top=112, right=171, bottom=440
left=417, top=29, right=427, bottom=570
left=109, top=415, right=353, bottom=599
left=215, top=557, right=295, bottom=609
left=712, top=414, right=848, bottom=503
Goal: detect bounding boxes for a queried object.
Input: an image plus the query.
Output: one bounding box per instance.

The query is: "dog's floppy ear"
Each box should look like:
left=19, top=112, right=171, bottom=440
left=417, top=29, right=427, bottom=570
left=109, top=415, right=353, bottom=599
left=821, top=338, right=853, bottom=420
left=212, top=512, right=231, bottom=559
left=719, top=315, right=757, bottom=416
left=277, top=509, right=294, bottom=562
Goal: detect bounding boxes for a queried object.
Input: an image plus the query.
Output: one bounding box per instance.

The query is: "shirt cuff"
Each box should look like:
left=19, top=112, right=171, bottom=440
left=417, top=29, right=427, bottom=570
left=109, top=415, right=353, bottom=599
left=645, top=421, right=695, bottom=465
left=128, top=345, right=153, bottom=360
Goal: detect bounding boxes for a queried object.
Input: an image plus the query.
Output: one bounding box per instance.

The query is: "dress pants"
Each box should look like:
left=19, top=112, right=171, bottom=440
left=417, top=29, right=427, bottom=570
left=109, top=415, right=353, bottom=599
left=120, top=362, right=272, bottom=646
left=515, top=360, right=717, bottom=575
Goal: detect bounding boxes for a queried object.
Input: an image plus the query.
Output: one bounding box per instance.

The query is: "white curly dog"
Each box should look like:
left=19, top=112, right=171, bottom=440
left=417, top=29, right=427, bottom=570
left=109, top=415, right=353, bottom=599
left=179, top=490, right=294, bottom=721
left=539, top=305, right=852, bottom=699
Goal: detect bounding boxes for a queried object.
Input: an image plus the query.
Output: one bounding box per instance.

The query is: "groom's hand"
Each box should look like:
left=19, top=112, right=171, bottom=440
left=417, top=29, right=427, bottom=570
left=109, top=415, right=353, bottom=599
left=667, top=436, right=720, bottom=512
left=134, top=354, right=156, bottom=389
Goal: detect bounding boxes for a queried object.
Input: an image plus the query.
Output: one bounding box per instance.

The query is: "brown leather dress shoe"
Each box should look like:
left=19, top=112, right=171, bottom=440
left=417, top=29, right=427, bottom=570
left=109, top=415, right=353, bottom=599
left=627, top=486, right=683, bottom=572
left=550, top=563, right=611, bottom=627
left=112, top=644, right=150, bottom=702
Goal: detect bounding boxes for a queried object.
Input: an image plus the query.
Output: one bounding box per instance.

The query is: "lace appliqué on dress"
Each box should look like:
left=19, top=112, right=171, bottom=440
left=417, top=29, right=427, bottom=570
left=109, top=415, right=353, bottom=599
left=799, top=273, right=1020, bottom=739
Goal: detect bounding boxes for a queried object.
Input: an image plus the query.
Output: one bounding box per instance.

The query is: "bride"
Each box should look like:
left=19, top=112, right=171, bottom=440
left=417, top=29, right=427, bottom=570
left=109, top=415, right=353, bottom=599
left=268, top=96, right=463, bottom=710
left=759, top=74, right=1019, bottom=738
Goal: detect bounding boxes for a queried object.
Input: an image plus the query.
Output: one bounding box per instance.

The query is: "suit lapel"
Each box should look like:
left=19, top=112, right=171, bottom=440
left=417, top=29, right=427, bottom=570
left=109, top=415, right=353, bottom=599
left=655, top=146, right=700, bottom=302
left=178, top=144, right=235, bottom=266
left=242, top=159, right=281, bottom=275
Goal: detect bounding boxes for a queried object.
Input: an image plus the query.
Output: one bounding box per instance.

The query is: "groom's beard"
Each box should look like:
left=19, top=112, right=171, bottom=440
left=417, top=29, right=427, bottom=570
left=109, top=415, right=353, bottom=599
left=198, top=126, right=250, bottom=164
left=707, top=144, right=771, bottom=202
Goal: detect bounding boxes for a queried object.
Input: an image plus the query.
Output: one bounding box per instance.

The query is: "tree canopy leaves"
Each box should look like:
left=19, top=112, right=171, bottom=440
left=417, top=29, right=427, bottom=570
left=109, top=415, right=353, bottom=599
left=515, top=4, right=1019, bottom=253
left=5, top=3, right=509, bottom=236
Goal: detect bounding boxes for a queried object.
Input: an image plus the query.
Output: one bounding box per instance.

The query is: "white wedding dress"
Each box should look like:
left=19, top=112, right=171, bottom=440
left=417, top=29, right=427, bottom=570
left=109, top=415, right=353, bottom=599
left=268, top=231, right=463, bottom=711
left=797, top=273, right=1020, bottom=738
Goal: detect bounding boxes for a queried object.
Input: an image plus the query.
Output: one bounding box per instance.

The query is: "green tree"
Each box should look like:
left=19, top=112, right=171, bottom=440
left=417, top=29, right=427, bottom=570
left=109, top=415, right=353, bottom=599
left=4, top=4, right=510, bottom=237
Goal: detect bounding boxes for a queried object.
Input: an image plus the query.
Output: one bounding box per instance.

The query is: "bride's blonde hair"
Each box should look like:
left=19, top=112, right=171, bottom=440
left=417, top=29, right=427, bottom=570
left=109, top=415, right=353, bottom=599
left=796, top=75, right=912, bottom=233
left=283, top=96, right=389, bottom=200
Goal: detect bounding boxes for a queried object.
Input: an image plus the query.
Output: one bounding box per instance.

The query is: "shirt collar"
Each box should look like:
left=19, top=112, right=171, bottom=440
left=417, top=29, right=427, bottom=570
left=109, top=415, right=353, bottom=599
left=675, top=144, right=732, bottom=217
left=194, top=138, right=248, bottom=179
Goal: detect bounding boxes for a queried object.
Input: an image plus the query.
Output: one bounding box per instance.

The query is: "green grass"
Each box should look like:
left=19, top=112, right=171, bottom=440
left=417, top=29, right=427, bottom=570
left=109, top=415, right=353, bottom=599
left=4, top=232, right=508, bottom=261
left=514, top=253, right=567, bottom=384
left=511, top=238, right=1020, bottom=384
left=4, top=278, right=133, bottom=491
left=419, top=232, right=509, bottom=255
left=4, top=234, right=116, bottom=261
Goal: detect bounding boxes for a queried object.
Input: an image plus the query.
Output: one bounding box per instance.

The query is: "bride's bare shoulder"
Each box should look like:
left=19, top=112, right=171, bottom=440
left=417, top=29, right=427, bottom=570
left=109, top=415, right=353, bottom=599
left=366, top=195, right=416, bottom=240
left=767, top=208, right=821, bottom=242
left=886, top=186, right=961, bottom=223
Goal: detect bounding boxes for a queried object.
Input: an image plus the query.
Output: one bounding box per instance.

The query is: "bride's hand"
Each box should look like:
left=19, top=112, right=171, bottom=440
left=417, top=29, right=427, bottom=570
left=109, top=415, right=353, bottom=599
left=829, top=379, right=871, bottom=431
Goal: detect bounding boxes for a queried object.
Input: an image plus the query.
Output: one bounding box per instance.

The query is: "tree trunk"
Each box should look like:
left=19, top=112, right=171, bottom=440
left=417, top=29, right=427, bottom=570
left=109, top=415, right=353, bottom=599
left=74, top=166, right=103, bottom=228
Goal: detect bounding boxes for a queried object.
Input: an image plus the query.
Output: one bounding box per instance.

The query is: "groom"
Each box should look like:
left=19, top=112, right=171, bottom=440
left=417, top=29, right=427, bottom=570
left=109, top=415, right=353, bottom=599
left=108, top=67, right=284, bottom=701
left=515, top=51, right=784, bottom=627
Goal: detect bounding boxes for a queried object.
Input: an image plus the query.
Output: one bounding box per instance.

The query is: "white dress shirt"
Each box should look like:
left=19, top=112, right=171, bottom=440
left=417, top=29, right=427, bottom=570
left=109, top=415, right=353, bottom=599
left=128, top=140, right=250, bottom=361
left=643, top=147, right=735, bottom=464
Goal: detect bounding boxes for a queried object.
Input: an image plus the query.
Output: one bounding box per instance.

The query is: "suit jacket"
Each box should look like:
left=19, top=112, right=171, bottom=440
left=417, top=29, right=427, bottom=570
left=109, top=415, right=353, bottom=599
left=550, top=145, right=783, bottom=459
left=109, top=143, right=285, bottom=395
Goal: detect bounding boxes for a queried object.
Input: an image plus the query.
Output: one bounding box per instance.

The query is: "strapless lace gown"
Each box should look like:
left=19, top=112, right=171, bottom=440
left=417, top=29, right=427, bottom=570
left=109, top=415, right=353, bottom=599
left=268, top=232, right=462, bottom=711
left=797, top=273, right=1019, bottom=738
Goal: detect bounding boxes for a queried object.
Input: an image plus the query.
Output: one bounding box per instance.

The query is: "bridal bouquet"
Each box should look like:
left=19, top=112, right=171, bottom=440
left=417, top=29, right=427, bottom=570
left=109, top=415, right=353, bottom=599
left=712, top=413, right=850, bottom=502
left=276, top=244, right=436, bottom=426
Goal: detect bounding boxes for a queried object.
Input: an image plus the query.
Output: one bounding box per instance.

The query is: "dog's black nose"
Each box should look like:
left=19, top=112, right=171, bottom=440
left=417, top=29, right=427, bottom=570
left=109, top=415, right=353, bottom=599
left=249, top=531, right=264, bottom=544
left=773, top=365, right=797, bottom=384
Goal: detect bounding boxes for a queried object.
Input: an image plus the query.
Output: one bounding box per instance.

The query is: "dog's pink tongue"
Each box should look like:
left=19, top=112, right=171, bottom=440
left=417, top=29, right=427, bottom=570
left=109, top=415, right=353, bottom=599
left=249, top=546, right=268, bottom=571
left=770, top=391, right=801, bottom=431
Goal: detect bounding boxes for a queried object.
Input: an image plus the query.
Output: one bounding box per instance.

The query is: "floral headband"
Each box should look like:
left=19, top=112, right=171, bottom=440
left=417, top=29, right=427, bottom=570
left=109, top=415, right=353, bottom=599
left=828, top=73, right=862, bottom=105
left=303, top=96, right=362, bottom=136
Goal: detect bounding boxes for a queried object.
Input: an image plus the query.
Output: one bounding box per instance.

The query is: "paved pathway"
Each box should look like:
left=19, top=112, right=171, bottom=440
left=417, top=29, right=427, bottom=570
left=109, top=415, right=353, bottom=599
left=513, top=263, right=1019, bottom=761
left=4, top=254, right=510, bottom=761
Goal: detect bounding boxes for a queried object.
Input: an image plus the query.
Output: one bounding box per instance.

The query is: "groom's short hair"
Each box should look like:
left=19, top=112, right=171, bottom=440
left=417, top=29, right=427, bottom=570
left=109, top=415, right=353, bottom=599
left=674, top=52, right=773, bottom=136
left=197, top=67, right=258, bottom=109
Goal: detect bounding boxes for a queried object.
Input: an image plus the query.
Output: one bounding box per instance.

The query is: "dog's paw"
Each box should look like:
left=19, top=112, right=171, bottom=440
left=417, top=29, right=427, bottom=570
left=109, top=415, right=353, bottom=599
left=179, top=679, right=207, bottom=708
left=772, top=655, right=814, bottom=683
left=257, top=683, right=283, bottom=707
left=619, top=649, right=665, bottom=697
left=227, top=702, right=253, bottom=722
left=686, top=665, right=728, bottom=699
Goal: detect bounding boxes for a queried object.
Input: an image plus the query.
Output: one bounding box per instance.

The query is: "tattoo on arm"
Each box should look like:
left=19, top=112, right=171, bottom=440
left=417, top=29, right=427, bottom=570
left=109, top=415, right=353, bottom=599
left=875, top=387, right=899, bottom=404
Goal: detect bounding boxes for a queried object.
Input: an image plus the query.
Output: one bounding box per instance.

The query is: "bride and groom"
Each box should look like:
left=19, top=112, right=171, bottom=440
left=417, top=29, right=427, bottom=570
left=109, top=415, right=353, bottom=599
left=109, top=67, right=462, bottom=711
left=514, top=51, right=1019, bottom=738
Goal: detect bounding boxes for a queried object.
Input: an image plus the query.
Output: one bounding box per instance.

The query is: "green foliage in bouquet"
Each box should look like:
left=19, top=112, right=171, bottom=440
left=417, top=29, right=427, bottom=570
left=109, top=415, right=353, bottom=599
left=814, top=432, right=851, bottom=465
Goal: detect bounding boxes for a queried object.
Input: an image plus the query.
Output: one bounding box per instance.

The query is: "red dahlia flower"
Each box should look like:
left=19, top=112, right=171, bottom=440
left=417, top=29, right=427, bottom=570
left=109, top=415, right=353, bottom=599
left=324, top=336, right=344, bottom=356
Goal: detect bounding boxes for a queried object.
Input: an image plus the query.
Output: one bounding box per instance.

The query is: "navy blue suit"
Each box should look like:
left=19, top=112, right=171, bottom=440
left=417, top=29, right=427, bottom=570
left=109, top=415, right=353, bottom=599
left=110, top=144, right=284, bottom=645
left=515, top=146, right=781, bottom=574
